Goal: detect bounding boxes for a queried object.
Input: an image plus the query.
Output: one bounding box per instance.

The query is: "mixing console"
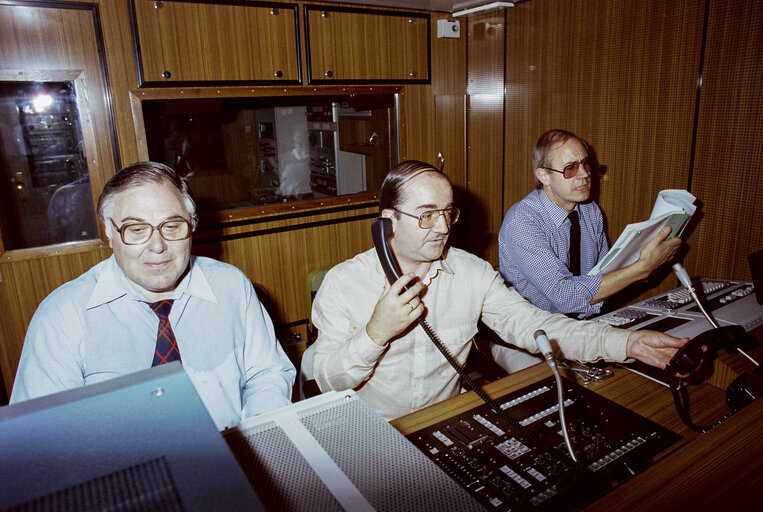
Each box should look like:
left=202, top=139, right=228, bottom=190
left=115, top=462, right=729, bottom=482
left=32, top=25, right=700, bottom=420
left=406, top=376, right=681, bottom=511
left=593, top=279, right=763, bottom=337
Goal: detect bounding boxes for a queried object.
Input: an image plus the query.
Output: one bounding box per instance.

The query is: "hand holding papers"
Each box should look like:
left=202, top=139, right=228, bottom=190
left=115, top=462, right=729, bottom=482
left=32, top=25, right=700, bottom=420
left=589, top=189, right=696, bottom=275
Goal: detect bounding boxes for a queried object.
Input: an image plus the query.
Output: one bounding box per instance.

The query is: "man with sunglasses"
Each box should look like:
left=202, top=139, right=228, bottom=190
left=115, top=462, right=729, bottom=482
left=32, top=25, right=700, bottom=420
left=11, top=162, right=296, bottom=429
left=312, top=160, right=687, bottom=420
left=494, top=130, right=681, bottom=372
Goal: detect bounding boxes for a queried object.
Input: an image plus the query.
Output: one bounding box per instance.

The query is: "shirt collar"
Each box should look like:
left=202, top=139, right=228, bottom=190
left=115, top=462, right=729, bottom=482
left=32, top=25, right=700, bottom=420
left=423, top=250, right=455, bottom=285
left=537, top=189, right=578, bottom=229
left=87, top=255, right=216, bottom=309
left=370, top=248, right=455, bottom=287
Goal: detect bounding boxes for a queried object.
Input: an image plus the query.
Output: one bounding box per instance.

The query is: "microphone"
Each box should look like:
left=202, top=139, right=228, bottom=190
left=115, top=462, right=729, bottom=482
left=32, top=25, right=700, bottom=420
left=672, top=263, right=759, bottom=367
left=534, top=329, right=554, bottom=360
left=672, top=263, right=719, bottom=329
left=534, top=330, right=578, bottom=462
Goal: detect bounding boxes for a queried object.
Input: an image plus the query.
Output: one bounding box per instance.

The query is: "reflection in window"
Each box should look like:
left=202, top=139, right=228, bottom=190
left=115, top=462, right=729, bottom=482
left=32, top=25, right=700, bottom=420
left=141, top=94, right=399, bottom=213
left=0, top=81, right=97, bottom=250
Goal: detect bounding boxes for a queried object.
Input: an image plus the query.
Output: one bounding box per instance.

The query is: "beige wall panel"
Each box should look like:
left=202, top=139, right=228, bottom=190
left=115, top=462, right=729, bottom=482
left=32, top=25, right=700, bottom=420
left=685, top=0, right=763, bottom=281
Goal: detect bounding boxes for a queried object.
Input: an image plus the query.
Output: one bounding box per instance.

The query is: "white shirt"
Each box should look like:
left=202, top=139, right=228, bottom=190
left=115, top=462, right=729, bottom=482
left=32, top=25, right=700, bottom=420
left=312, top=247, right=629, bottom=420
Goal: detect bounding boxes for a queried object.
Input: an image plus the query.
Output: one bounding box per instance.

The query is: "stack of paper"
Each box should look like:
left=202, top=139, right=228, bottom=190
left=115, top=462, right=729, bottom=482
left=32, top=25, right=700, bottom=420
left=588, top=189, right=697, bottom=275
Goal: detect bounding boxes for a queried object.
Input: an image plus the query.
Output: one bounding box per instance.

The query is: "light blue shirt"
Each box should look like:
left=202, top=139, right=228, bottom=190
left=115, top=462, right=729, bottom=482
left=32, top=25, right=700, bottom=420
left=499, top=189, right=608, bottom=318
left=10, top=255, right=296, bottom=430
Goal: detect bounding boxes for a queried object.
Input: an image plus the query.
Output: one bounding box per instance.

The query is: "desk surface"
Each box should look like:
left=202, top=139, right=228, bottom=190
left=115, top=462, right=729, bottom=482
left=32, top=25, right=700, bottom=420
left=391, top=336, right=763, bottom=511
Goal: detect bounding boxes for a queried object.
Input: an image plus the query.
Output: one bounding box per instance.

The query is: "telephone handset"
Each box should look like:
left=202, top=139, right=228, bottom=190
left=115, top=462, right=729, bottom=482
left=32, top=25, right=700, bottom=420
left=370, top=217, right=587, bottom=469
left=667, top=325, right=754, bottom=384
left=371, top=217, right=412, bottom=290
left=666, top=324, right=759, bottom=431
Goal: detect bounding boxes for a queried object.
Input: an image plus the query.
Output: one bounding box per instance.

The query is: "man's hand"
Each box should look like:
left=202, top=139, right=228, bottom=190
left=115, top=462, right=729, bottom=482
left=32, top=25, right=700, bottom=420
left=626, top=330, right=689, bottom=369
left=634, top=225, right=682, bottom=279
left=366, top=273, right=425, bottom=346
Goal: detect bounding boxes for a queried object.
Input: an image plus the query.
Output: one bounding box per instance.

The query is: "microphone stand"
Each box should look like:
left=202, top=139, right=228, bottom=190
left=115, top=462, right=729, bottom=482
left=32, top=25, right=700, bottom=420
left=535, top=330, right=578, bottom=462
left=673, top=263, right=759, bottom=367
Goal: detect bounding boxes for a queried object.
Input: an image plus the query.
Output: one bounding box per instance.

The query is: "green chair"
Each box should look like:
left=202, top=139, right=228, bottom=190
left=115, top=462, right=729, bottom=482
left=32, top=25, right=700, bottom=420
left=299, top=266, right=332, bottom=400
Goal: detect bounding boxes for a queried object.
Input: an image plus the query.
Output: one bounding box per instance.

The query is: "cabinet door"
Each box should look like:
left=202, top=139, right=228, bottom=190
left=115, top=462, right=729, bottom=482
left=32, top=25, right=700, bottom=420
left=131, top=0, right=300, bottom=85
left=305, top=6, right=430, bottom=83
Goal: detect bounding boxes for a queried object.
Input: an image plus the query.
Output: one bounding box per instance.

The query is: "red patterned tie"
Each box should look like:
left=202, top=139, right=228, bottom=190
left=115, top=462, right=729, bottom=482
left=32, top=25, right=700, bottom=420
left=150, top=300, right=181, bottom=366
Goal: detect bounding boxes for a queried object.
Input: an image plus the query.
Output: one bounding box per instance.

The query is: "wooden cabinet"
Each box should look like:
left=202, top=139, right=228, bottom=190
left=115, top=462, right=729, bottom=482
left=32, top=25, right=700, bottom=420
left=304, top=6, right=430, bottom=84
left=130, top=0, right=301, bottom=85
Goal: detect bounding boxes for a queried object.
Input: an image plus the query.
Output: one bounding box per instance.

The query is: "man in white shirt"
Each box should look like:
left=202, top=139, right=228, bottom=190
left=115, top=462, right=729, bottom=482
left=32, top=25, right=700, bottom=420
left=12, top=162, right=295, bottom=429
left=311, top=160, right=687, bottom=420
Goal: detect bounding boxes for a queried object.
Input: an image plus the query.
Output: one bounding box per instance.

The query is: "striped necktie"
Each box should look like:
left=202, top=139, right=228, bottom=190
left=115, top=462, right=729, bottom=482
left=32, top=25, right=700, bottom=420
left=150, top=300, right=181, bottom=366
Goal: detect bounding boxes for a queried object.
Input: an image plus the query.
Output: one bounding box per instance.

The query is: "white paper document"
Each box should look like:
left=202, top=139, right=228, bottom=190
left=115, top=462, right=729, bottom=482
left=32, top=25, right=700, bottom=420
left=588, top=189, right=697, bottom=275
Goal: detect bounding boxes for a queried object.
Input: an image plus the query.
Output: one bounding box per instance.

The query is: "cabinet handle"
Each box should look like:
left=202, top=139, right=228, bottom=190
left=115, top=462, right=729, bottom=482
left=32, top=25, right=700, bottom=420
left=408, top=18, right=416, bottom=24
left=325, top=70, right=333, bottom=78
left=437, top=152, right=445, bottom=171
left=154, top=0, right=163, bottom=8
left=162, top=70, right=171, bottom=79
left=409, top=71, right=417, bottom=78
left=274, top=70, right=283, bottom=78
left=321, top=11, right=330, bottom=18
left=270, top=8, right=279, bottom=15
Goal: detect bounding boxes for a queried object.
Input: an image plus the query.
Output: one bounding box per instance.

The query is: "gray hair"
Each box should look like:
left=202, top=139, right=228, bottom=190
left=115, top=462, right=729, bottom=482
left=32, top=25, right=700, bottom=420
left=98, top=161, right=197, bottom=240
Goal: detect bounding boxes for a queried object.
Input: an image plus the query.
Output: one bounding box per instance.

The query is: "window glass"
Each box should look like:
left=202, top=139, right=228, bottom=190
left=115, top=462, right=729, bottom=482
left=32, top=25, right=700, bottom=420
left=0, top=81, right=97, bottom=250
left=141, top=94, right=399, bottom=213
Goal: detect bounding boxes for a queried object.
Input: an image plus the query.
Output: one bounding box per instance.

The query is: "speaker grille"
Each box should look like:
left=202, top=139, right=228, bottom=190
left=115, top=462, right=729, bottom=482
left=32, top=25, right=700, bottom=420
left=3, top=458, right=185, bottom=512
left=227, top=421, right=343, bottom=511
left=300, top=398, right=481, bottom=510
left=227, top=394, right=482, bottom=511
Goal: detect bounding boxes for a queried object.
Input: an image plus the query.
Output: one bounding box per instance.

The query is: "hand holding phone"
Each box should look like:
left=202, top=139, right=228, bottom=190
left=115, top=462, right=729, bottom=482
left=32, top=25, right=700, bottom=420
left=365, top=273, right=424, bottom=346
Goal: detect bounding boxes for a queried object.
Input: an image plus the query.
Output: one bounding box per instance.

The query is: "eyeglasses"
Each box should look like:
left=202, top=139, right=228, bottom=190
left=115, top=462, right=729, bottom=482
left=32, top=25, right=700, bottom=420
left=393, top=207, right=460, bottom=229
left=541, top=157, right=592, bottom=179
left=110, top=218, right=192, bottom=245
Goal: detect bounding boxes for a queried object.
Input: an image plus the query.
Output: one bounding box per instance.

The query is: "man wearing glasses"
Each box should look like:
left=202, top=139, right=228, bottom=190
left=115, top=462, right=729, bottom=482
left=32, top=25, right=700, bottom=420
left=494, top=130, right=681, bottom=372
left=311, top=160, right=687, bottom=420
left=11, top=162, right=295, bottom=430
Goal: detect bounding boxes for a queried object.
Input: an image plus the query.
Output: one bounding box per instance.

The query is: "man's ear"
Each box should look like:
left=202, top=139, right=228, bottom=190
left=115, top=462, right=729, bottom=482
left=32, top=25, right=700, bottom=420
left=535, top=167, right=551, bottom=187
left=380, top=209, right=394, bottom=220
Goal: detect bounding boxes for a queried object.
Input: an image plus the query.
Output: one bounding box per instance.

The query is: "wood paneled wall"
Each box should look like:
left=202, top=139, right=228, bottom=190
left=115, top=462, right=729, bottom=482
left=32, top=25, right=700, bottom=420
left=0, top=1, right=466, bottom=397
left=465, top=0, right=762, bottom=310
left=685, top=0, right=763, bottom=280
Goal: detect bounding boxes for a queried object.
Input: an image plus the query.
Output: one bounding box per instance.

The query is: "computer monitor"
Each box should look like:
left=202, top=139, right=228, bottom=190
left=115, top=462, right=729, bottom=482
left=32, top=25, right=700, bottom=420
left=0, top=362, right=263, bottom=511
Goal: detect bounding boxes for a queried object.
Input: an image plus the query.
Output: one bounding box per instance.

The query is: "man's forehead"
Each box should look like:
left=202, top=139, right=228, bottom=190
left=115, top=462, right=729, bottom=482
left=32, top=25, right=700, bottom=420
left=112, top=181, right=186, bottom=216
left=550, top=138, right=587, bottom=162
left=400, top=172, right=453, bottom=207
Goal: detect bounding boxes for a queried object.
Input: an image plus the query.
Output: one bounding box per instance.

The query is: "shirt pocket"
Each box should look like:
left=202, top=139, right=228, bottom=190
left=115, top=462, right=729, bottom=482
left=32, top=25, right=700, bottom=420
left=434, top=321, right=478, bottom=356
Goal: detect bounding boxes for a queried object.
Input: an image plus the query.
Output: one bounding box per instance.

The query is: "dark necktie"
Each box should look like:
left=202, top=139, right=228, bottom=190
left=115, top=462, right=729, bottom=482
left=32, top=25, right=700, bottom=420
left=568, top=210, right=581, bottom=276
left=150, top=300, right=181, bottom=366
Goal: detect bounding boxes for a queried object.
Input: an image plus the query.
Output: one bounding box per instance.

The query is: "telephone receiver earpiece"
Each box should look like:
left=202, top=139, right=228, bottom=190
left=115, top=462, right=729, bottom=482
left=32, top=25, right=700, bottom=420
left=372, top=217, right=412, bottom=291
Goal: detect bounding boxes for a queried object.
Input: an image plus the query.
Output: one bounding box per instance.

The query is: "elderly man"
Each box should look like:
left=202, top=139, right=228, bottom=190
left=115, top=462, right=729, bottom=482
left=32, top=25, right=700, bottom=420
left=11, top=162, right=295, bottom=429
left=494, top=130, right=681, bottom=372
left=311, top=160, right=687, bottom=421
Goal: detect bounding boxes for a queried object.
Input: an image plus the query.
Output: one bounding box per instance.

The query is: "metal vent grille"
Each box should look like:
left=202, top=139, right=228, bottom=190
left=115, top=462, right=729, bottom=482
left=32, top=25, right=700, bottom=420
left=299, top=398, right=481, bottom=511
left=227, top=392, right=482, bottom=512
left=3, top=457, right=185, bottom=512
left=226, top=421, right=343, bottom=511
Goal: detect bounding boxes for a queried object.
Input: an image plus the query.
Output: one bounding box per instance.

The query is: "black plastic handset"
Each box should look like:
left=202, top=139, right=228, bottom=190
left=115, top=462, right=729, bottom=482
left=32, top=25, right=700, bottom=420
left=667, top=325, right=753, bottom=384
left=372, top=217, right=411, bottom=290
